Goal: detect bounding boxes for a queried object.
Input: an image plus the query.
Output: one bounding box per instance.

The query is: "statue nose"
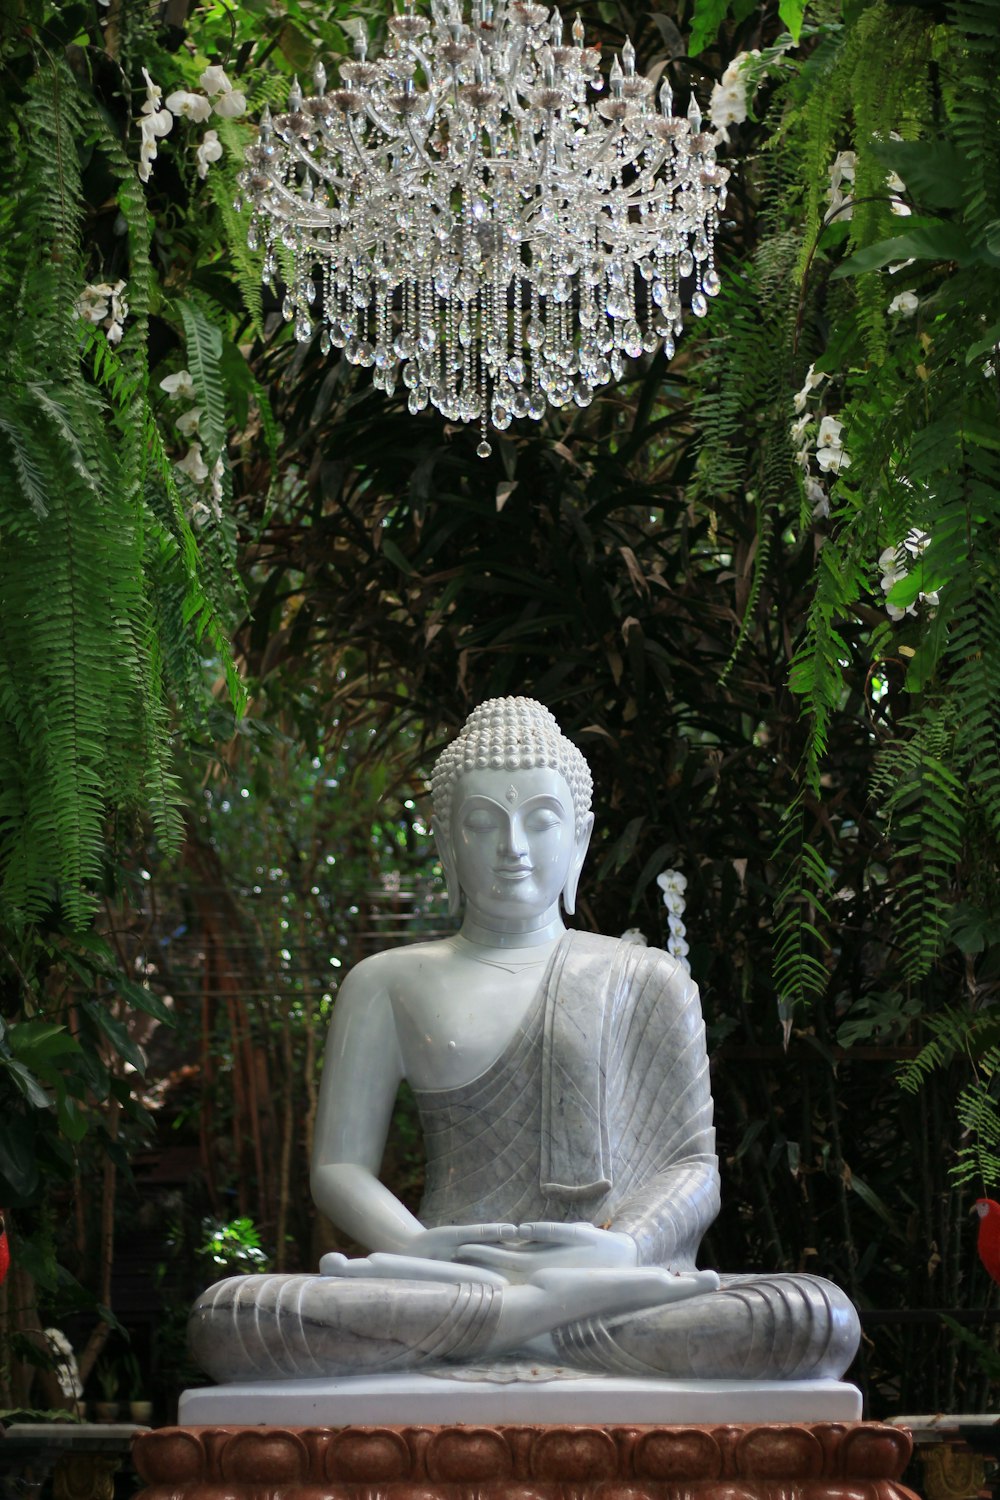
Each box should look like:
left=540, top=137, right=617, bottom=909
left=501, top=817, right=528, bottom=858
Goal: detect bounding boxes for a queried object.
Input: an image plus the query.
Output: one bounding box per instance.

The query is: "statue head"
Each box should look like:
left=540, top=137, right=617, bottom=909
left=431, top=697, right=594, bottom=919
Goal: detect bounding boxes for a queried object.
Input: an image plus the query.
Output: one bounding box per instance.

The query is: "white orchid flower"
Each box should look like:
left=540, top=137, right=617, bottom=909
left=140, top=108, right=173, bottom=140
left=176, top=407, right=202, bottom=437
left=196, top=129, right=223, bottom=179
left=166, top=89, right=213, bottom=123
left=816, top=445, right=851, bottom=473
left=141, top=68, right=163, bottom=114
left=74, top=284, right=111, bottom=323
left=903, top=528, right=930, bottom=557
left=212, top=89, right=247, bottom=119
left=806, top=477, right=828, bottom=518
left=888, top=290, right=918, bottom=316
left=199, top=65, right=232, bottom=97
left=817, top=415, right=844, bottom=449
left=176, top=444, right=209, bottom=483
left=160, top=369, right=196, bottom=400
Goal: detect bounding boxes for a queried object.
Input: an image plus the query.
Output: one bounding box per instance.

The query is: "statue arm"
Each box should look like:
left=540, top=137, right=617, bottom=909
left=310, top=964, right=425, bottom=1254
left=607, top=1155, right=721, bottom=1269
left=602, top=957, right=721, bottom=1269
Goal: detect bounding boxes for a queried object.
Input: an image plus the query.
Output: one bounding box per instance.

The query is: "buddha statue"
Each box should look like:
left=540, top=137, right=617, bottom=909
left=188, top=698, right=860, bottom=1394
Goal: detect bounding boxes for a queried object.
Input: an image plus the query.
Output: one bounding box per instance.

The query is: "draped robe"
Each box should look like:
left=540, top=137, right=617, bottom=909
left=189, top=933, right=860, bottom=1383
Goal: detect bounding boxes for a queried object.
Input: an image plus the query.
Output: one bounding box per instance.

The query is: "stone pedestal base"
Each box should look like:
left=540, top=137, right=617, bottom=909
left=178, top=1376, right=863, bottom=1427
left=133, top=1422, right=918, bottom=1500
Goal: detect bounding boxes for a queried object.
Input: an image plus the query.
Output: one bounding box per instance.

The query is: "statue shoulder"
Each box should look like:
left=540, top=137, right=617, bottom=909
left=338, top=938, right=457, bottom=999
left=566, top=931, right=697, bottom=992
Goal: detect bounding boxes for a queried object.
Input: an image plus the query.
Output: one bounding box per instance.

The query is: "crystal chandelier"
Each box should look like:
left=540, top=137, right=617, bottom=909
left=238, top=1, right=729, bottom=456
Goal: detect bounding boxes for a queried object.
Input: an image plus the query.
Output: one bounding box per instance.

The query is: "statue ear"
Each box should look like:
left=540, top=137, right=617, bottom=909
left=562, top=811, right=594, bottom=916
left=432, top=816, right=463, bottom=918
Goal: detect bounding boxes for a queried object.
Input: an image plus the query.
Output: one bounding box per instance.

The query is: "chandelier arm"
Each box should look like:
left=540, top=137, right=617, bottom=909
left=262, top=172, right=331, bottom=229
left=402, top=113, right=439, bottom=170
left=347, top=112, right=386, bottom=174
left=279, top=135, right=356, bottom=195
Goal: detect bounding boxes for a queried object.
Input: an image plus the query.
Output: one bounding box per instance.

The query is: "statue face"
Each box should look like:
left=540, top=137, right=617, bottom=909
left=449, top=766, right=582, bottom=921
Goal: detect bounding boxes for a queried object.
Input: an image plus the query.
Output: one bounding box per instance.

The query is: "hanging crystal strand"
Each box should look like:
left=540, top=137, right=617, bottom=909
left=475, top=300, right=491, bottom=455
left=320, top=261, right=333, bottom=354
left=445, top=292, right=458, bottom=413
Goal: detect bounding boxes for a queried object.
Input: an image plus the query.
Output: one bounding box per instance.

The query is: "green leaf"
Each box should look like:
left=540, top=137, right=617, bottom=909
left=2, top=1058, right=51, bottom=1110
left=687, top=0, right=730, bottom=55
left=0, top=1118, right=39, bottom=1199
left=7, top=1020, right=81, bottom=1069
left=178, top=302, right=226, bottom=464
left=80, top=1000, right=146, bottom=1074
left=56, top=1093, right=88, bottom=1144
left=849, top=1172, right=906, bottom=1238
left=114, top=976, right=175, bottom=1026
left=966, top=322, right=1000, bottom=365
left=868, top=139, right=967, bottom=211
left=832, top=219, right=979, bottom=278
left=777, top=0, right=806, bottom=42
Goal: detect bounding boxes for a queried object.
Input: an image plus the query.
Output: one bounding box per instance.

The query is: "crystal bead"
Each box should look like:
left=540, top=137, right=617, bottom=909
left=691, top=290, right=708, bottom=317
left=703, top=268, right=721, bottom=296
left=281, top=295, right=294, bottom=320
left=493, top=405, right=511, bottom=429
left=679, top=249, right=694, bottom=279
left=476, top=439, right=492, bottom=457
left=295, top=313, right=313, bottom=341
left=320, top=329, right=331, bottom=354
left=525, top=316, right=544, bottom=349
left=507, top=356, right=526, bottom=384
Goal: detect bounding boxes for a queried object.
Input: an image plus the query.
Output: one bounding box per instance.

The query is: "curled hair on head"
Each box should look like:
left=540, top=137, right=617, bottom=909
left=431, top=697, right=593, bottom=843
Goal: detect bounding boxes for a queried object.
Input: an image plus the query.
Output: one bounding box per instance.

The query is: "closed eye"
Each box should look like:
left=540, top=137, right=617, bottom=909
left=463, top=811, right=498, bottom=832
left=525, top=809, right=562, bottom=831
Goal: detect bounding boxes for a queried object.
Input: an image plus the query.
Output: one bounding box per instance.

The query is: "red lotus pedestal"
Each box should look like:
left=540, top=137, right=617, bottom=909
left=133, top=1422, right=919, bottom=1500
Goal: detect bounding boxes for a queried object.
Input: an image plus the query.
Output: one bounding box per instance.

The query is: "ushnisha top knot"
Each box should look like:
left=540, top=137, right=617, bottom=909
left=431, top=697, right=593, bottom=842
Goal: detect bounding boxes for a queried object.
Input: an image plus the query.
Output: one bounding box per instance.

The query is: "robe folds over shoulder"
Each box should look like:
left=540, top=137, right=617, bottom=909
left=414, top=931, right=721, bottom=1270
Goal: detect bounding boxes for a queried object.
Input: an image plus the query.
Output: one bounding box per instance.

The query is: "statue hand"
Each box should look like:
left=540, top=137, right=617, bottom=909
left=320, top=1250, right=508, bottom=1287
left=527, top=1264, right=721, bottom=1308
left=405, top=1222, right=519, bottom=1262
left=459, top=1220, right=638, bottom=1276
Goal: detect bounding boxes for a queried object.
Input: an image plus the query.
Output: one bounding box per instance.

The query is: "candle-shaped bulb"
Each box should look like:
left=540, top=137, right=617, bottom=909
left=622, top=36, right=635, bottom=75
left=355, top=19, right=368, bottom=59
left=313, top=60, right=326, bottom=94
left=260, top=102, right=273, bottom=139
left=659, top=78, right=673, bottom=116
left=288, top=75, right=302, bottom=110
left=550, top=8, right=563, bottom=44
left=572, top=12, right=584, bottom=45
left=609, top=54, right=624, bottom=97
left=687, top=91, right=702, bottom=132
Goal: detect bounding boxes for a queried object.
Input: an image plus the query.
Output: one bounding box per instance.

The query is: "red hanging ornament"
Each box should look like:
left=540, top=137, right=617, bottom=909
left=973, top=1198, right=1000, bottom=1285
left=0, top=1213, right=10, bottom=1287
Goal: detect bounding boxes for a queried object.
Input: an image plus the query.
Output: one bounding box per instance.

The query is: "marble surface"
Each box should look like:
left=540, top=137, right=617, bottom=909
left=179, top=1372, right=863, bottom=1426
left=186, top=698, right=863, bottom=1393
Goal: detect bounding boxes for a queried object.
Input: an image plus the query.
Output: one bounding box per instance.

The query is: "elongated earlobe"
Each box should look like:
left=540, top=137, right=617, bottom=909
left=432, top=817, right=462, bottom=917
left=562, top=812, right=595, bottom=916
